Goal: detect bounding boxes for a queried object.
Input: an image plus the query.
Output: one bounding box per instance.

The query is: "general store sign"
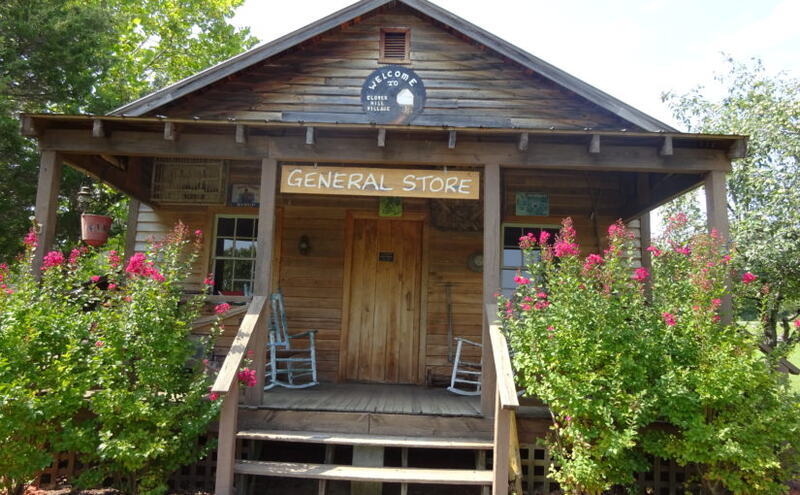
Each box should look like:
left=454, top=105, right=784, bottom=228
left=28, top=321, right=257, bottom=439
left=280, top=165, right=479, bottom=200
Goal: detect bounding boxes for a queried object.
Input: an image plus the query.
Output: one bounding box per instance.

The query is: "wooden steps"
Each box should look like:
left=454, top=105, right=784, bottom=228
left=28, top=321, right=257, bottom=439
left=234, top=460, right=493, bottom=485
left=237, top=429, right=493, bottom=450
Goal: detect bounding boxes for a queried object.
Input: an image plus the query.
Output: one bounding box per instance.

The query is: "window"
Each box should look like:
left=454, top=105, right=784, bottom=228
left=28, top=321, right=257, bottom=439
left=500, top=224, right=559, bottom=297
left=212, top=216, right=258, bottom=296
left=380, top=27, right=411, bottom=63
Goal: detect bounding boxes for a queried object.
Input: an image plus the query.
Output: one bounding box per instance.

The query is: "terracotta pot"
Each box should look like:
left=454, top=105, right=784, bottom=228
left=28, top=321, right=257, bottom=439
left=81, top=214, right=113, bottom=247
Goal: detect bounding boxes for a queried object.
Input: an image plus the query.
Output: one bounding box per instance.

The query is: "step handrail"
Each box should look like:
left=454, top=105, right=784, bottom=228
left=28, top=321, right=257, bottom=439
left=485, top=302, right=520, bottom=495
left=211, top=295, right=268, bottom=394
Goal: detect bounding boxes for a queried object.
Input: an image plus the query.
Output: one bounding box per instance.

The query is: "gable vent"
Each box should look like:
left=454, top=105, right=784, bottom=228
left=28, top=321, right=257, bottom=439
left=380, top=28, right=410, bottom=64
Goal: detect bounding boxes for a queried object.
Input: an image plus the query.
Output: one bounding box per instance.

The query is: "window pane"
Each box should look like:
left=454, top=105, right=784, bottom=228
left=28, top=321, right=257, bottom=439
left=236, top=218, right=256, bottom=238
left=234, top=239, right=256, bottom=258
left=503, top=227, right=523, bottom=248
left=503, top=248, right=522, bottom=267
left=217, top=217, right=235, bottom=237
left=234, top=260, right=253, bottom=280
left=501, top=269, right=518, bottom=289
left=216, top=238, right=235, bottom=257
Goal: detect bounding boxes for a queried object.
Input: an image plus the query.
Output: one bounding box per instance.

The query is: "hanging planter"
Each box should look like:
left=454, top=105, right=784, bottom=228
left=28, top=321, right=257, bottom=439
left=81, top=213, right=113, bottom=247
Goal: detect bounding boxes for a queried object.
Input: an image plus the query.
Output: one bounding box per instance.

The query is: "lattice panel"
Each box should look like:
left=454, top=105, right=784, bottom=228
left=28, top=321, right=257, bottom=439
left=519, top=443, right=560, bottom=495
left=636, top=457, right=689, bottom=495
left=35, top=452, right=83, bottom=488
left=151, top=158, right=227, bottom=204
left=168, top=434, right=218, bottom=492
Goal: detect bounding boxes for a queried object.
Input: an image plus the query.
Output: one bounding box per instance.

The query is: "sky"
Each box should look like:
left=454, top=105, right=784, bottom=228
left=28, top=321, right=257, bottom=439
left=232, top=0, right=800, bottom=130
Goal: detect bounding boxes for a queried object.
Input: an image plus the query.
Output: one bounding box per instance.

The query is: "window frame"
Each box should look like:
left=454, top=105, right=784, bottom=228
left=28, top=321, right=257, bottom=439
left=499, top=222, right=560, bottom=296
left=210, top=214, right=259, bottom=296
left=379, top=27, right=411, bottom=64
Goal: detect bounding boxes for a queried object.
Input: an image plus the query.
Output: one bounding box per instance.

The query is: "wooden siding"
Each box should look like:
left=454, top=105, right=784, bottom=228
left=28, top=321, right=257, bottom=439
left=155, top=5, right=634, bottom=131
left=140, top=164, right=627, bottom=384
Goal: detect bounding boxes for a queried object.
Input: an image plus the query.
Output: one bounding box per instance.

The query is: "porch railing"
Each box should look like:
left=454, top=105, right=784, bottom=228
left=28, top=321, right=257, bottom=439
left=485, top=303, right=521, bottom=495
left=211, top=295, right=268, bottom=495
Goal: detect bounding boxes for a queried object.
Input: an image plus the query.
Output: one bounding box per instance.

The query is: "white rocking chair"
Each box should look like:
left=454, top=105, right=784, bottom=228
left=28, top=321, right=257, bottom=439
left=447, top=337, right=482, bottom=396
left=264, top=292, right=319, bottom=390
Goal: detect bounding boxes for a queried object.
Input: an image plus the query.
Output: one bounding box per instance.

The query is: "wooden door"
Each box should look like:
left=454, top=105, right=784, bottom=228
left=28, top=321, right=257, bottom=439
left=343, top=218, right=423, bottom=384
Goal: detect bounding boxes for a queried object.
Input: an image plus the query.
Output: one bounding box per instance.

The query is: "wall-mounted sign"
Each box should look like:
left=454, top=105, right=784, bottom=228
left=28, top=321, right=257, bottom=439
left=280, top=165, right=479, bottom=200
left=379, top=197, right=403, bottom=217
left=515, top=192, right=549, bottom=216
left=231, top=184, right=260, bottom=207
left=361, top=65, right=426, bottom=124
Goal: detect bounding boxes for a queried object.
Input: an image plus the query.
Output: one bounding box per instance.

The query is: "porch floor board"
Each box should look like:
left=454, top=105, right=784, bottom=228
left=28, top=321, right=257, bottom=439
left=261, top=383, right=482, bottom=417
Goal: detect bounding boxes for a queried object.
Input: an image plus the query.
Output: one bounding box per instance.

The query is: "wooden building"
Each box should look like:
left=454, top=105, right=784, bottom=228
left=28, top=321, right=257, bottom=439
left=21, top=0, right=744, bottom=493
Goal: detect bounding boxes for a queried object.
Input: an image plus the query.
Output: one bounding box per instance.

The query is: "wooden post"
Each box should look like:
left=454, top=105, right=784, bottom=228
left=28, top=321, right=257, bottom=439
left=123, top=198, right=140, bottom=262
left=492, top=391, right=511, bottom=495
left=32, top=151, right=63, bottom=274
left=481, top=163, right=500, bottom=416
left=214, top=380, right=240, bottom=495
left=637, top=174, right=652, bottom=288
left=705, top=170, right=732, bottom=322
left=247, top=158, right=278, bottom=404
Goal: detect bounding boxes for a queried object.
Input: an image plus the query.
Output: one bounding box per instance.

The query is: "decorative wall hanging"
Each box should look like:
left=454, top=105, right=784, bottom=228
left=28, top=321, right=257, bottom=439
left=515, top=192, right=549, bottom=216
left=379, top=197, right=403, bottom=217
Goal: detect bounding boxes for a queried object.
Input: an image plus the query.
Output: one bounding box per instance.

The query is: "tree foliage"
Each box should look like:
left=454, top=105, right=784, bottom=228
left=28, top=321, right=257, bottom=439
left=662, top=58, right=800, bottom=353
left=0, top=0, right=257, bottom=260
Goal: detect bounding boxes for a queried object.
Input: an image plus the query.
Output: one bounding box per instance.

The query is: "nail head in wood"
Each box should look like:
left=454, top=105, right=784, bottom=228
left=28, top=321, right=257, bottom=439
left=306, top=126, right=315, bottom=146
left=518, top=132, right=529, bottom=152
left=659, top=135, right=673, bottom=156
left=235, top=124, right=247, bottom=144
left=163, top=122, right=176, bottom=141
left=589, top=134, right=600, bottom=154
left=92, top=119, right=105, bottom=138
left=448, top=130, right=457, bottom=149
left=377, top=128, right=386, bottom=148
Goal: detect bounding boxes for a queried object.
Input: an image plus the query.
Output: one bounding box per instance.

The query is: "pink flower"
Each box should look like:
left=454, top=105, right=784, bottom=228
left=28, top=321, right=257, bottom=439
left=209, top=392, right=219, bottom=401
left=520, top=303, right=532, bottom=311
left=674, top=246, right=691, bottom=256
left=632, top=267, right=650, bottom=282
left=547, top=325, right=555, bottom=332
left=514, top=275, right=530, bottom=285
left=215, top=303, right=231, bottom=314
left=607, top=222, right=625, bottom=239
left=553, top=240, right=579, bottom=258
left=5, top=289, right=13, bottom=295
left=108, top=283, right=117, bottom=290
left=564, top=415, right=572, bottom=422
left=518, top=232, right=536, bottom=249
left=741, top=272, right=758, bottom=284
left=68, top=249, right=82, bottom=265
left=95, top=340, right=104, bottom=347
left=536, top=292, right=548, bottom=299
left=41, top=251, right=65, bottom=270
left=108, top=250, right=121, bottom=268
left=662, top=312, right=677, bottom=327
left=646, top=245, right=662, bottom=257
left=194, top=229, right=203, bottom=238
left=90, top=275, right=101, bottom=283
left=583, top=253, right=604, bottom=270
left=534, top=301, right=550, bottom=310
left=149, top=271, right=165, bottom=282
left=711, top=298, right=722, bottom=309
left=23, top=229, right=38, bottom=248
left=203, top=275, right=214, bottom=286
left=721, top=254, right=732, bottom=264
left=237, top=368, right=257, bottom=387
left=125, top=253, right=147, bottom=276
left=794, top=320, right=800, bottom=329
left=712, top=315, right=721, bottom=323
left=539, top=231, right=551, bottom=245
left=523, top=296, right=534, bottom=302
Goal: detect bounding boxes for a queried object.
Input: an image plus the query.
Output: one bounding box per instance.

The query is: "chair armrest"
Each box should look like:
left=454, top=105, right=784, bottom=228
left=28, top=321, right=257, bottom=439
left=454, top=337, right=482, bottom=348
left=288, top=330, right=318, bottom=339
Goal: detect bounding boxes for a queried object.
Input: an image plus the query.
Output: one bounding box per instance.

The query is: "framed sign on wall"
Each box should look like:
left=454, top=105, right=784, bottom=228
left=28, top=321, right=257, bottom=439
left=230, top=184, right=260, bottom=207
left=515, top=192, right=549, bottom=216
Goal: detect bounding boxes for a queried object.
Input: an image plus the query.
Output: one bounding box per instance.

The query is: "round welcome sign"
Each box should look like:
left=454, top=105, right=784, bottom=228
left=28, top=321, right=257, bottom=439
left=361, top=65, right=426, bottom=125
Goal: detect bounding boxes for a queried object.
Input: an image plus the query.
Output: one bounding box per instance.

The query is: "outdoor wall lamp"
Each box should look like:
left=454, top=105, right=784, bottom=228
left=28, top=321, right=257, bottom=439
left=298, top=235, right=311, bottom=255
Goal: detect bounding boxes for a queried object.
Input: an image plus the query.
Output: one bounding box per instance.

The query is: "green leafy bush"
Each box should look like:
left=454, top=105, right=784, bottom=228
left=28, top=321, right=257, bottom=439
left=504, top=216, right=800, bottom=494
left=0, top=223, right=225, bottom=495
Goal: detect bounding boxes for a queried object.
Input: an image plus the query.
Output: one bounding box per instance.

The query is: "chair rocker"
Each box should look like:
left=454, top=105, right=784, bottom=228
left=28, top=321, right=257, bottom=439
left=264, top=292, right=319, bottom=390
left=447, top=337, right=482, bottom=396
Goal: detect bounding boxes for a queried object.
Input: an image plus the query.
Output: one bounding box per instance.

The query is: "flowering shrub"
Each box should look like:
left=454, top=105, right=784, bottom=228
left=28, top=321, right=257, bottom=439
left=504, top=217, right=800, bottom=494
left=0, top=224, right=229, bottom=495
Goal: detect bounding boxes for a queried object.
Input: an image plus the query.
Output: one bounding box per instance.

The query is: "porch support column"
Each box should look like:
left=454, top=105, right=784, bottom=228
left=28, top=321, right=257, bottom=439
left=32, top=151, right=63, bottom=274
left=637, top=174, right=652, bottom=297
left=481, top=163, right=500, bottom=416
left=705, top=170, right=732, bottom=323
left=246, top=157, right=278, bottom=404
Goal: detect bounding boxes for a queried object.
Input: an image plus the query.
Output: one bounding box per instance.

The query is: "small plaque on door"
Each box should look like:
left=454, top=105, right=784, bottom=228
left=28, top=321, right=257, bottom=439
left=378, top=252, right=394, bottom=262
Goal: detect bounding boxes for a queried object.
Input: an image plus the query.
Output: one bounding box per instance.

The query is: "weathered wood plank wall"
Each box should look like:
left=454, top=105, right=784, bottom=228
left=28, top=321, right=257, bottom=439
left=156, top=6, right=634, bottom=131
left=135, top=166, right=621, bottom=383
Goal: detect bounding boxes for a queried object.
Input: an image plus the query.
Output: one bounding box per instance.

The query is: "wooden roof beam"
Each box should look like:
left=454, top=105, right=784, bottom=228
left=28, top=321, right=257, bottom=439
left=518, top=132, right=529, bottom=152
left=589, top=134, right=600, bottom=154
left=728, top=137, right=747, bottom=159
left=377, top=128, right=386, bottom=148
left=20, top=115, right=38, bottom=137
left=163, top=121, right=177, bottom=141
left=448, top=130, right=457, bottom=149
left=306, top=126, right=315, bottom=146
left=92, top=119, right=106, bottom=138
left=659, top=135, right=673, bottom=156
left=620, top=173, right=702, bottom=221
left=235, top=124, right=247, bottom=144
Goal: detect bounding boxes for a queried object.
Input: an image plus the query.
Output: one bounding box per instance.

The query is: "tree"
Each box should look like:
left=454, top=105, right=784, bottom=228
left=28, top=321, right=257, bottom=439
left=662, top=58, right=800, bottom=357
left=0, top=0, right=257, bottom=260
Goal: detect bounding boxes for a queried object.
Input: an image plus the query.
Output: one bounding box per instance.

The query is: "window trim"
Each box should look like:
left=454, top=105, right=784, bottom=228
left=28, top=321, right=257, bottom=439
left=500, top=222, right=560, bottom=295
left=379, top=27, right=411, bottom=64
left=211, top=214, right=259, bottom=296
